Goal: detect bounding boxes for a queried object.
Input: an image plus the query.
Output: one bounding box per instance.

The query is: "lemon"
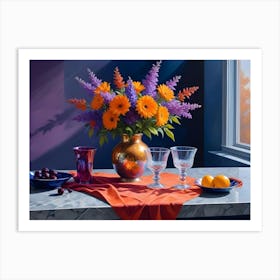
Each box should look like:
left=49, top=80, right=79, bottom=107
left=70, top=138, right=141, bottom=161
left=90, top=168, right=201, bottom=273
left=201, top=175, right=214, bottom=187
left=213, top=175, right=231, bottom=188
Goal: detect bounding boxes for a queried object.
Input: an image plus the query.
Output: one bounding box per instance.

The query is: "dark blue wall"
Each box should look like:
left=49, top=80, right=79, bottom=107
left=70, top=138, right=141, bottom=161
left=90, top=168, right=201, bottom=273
left=204, top=60, right=224, bottom=154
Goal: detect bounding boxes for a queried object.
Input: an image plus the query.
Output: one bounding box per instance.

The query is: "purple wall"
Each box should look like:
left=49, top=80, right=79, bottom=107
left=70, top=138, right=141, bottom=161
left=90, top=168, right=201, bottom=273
left=30, top=61, right=84, bottom=169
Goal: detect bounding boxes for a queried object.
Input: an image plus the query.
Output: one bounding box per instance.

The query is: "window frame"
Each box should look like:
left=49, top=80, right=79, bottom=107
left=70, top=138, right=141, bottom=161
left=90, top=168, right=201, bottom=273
left=222, top=60, right=250, bottom=162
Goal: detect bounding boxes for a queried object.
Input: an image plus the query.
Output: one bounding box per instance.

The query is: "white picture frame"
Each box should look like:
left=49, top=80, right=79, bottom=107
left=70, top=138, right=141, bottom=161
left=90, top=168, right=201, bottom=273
left=19, top=48, right=262, bottom=232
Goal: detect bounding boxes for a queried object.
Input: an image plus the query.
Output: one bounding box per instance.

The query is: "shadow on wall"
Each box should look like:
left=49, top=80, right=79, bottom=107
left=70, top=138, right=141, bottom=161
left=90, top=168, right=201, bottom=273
left=30, top=60, right=204, bottom=170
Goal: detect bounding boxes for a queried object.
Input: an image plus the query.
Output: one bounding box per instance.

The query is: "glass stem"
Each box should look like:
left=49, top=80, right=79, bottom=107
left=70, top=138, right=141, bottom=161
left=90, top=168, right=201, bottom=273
left=179, top=169, right=187, bottom=184
left=153, top=171, right=160, bottom=185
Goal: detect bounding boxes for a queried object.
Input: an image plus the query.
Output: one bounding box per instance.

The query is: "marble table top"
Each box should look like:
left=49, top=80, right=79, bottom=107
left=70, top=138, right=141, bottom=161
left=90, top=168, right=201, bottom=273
left=30, top=167, right=250, bottom=220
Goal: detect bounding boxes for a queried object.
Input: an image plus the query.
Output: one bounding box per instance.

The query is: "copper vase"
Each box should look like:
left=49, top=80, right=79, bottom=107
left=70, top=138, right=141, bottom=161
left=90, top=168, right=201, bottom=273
left=112, top=133, right=148, bottom=181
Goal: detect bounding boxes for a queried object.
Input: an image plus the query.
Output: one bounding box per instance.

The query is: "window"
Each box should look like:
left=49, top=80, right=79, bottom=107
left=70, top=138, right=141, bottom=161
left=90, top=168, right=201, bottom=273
left=222, top=60, right=250, bottom=162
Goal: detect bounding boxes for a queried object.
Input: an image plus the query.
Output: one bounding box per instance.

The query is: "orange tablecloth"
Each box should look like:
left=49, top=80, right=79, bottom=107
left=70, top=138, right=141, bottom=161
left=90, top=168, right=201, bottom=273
left=65, top=172, right=202, bottom=220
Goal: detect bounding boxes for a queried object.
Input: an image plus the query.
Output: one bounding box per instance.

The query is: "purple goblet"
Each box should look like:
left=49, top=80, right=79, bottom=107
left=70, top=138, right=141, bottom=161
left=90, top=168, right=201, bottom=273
left=73, top=146, right=97, bottom=184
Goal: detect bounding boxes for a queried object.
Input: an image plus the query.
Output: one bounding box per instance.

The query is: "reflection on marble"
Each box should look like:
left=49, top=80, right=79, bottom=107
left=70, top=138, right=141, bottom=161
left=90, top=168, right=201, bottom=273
left=30, top=167, right=250, bottom=220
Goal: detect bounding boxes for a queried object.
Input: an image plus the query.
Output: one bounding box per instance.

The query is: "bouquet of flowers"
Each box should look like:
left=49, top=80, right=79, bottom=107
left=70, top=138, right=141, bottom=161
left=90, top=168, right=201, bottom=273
left=68, top=61, right=201, bottom=145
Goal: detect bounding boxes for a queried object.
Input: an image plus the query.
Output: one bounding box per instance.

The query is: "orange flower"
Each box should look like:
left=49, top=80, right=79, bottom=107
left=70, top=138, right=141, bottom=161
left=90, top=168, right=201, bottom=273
left=102, top=110, right=119, bottom=130
left=113, top=67, right=125, bottom=89
left=109, top=95, right=131, bottom=116
left=156, top=106, right=169, bottom=127
left=68, top=98, right=87, bottom=111
left=132, top=81, right=145, bottom=94
left=90, top=94, right=104, bottom=110
left=89, top=120, right=96, bottom=128
left=178, top=86, right=199, bottom=102
left=94, top=81, right=111, bottom=94
left=136, top=96, right=158, bottom=118
left=157, top=84, right=174, bottom=101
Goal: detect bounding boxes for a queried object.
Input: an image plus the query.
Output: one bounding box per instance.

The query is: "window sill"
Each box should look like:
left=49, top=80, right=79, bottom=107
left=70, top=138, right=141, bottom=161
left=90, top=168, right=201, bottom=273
left=208, top=151, right=250, bottom=166
left=221, top=145, right=250, bottom=160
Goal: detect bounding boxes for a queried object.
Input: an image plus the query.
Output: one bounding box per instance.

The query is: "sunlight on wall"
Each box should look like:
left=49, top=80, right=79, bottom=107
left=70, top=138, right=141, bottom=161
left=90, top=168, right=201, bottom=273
left=239, top=61, right=250, bottom=145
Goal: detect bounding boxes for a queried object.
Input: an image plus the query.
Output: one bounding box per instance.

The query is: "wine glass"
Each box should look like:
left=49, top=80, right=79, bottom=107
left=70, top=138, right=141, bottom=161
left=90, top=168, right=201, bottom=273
left=170, top=146, right=197, bottom=189
left=145, top=147, right=170, bottom=188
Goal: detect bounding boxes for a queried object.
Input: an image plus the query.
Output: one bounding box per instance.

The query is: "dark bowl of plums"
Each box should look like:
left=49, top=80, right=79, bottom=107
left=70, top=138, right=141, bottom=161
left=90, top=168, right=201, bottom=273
left=30, top=168, right=73, bottom=189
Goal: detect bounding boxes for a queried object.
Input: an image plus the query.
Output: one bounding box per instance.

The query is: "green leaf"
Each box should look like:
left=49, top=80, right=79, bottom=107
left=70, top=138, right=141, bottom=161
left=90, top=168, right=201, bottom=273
left=165, top=124, right=175, bottom=129
left=158, top=127, right=164, bottom=138
left=143, top=129, right=152, bottom=139
left=164, top=128, right=175, bottom=142
left=136, top=122, right=142, bottom=129
left=171, top=116, right=181, bottom=125
left=88, top=127, right=94, bottom=138
left=99, top=138, right=104, bottom=146
left=99, top=135, right=107, bottom=146
left=125, top=126, right=134, bottom=135
left=148, top=127, right=158, bottom=135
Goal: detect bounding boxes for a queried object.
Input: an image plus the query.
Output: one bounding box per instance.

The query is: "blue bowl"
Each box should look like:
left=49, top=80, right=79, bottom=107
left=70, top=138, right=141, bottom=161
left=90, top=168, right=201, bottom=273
left=30, top=171, right=73, bottom=189
left=195, top=178, right=242, bottom=193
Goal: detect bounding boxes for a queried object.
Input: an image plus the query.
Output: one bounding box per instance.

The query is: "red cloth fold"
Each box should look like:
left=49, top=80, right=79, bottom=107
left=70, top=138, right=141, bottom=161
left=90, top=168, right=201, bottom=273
left=65, top=172, right=202, bottom=220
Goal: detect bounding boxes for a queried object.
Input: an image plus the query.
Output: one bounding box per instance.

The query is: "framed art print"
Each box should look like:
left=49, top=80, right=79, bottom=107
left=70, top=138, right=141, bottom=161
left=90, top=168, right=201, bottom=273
left=18, top=48, right=262, bottom=232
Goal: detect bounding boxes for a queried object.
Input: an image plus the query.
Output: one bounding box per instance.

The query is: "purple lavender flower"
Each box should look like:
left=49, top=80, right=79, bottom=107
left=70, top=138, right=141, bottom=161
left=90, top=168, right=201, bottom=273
left=166, top=75, right=181, bottom=90
left=185, top=102, right=202, bottom=111
left=73, top=110, right=102, bottom=131
left=75, top=77, right=95, bottom=91
left=163, top=100, right=201, bottom=119
left=124, top=110, right=139, bottom=125
left=142, top=61, right=161, bottom=98
left=87, top=68, right=102, bottom=89
left=100, top=91, right=116, bottom=104
left=125, top=78, right=137, bottom=107
left=163, top=100, right=180, bottom=115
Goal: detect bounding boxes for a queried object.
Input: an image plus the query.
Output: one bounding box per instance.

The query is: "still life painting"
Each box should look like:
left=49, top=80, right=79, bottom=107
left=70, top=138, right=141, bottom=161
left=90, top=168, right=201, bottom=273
left=18, top=48, right=260, bottom=231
